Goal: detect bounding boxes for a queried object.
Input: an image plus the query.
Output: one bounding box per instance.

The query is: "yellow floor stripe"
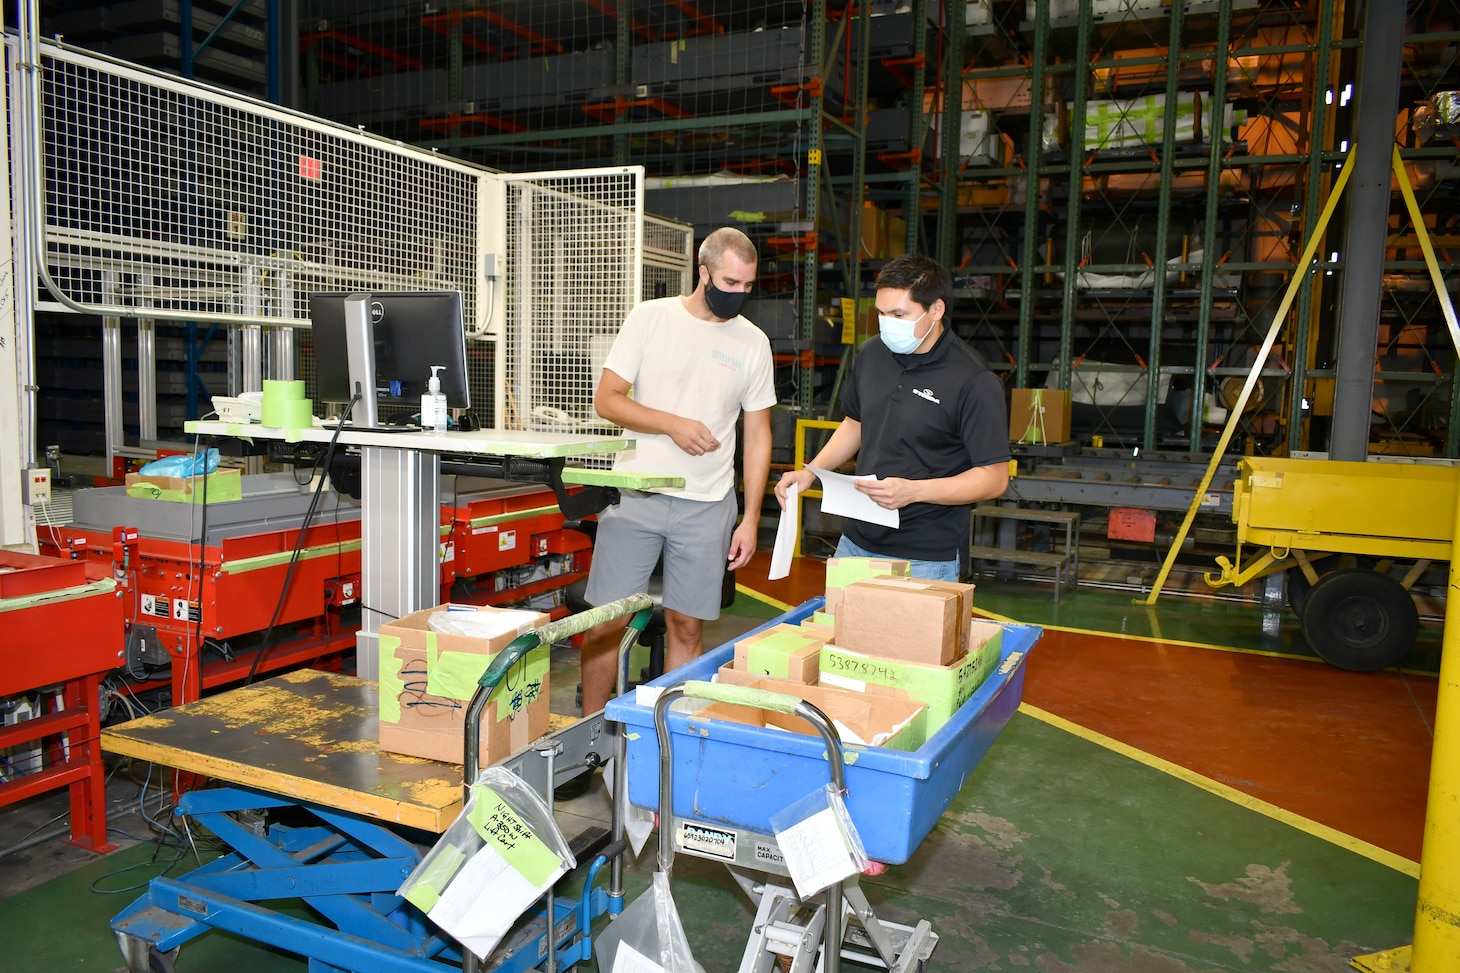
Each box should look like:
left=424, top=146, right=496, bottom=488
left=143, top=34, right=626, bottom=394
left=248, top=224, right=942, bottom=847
left=736, top=584, right=793, bottom=614
left=971, top=607, right=1356, bottom=665
left=1019, top=702, right=1421, bottom=878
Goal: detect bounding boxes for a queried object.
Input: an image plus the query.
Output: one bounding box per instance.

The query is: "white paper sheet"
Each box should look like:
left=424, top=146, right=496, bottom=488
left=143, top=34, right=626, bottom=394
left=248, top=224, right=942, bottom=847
left=611, top=941, right=669, bottom=973
left=776, top=806, right=860, bottom=899
left=768, top=483, right=799, bottom=580
left=809, top=466, right=900, bottom=529
left=428, top=842, right=550, bottom=960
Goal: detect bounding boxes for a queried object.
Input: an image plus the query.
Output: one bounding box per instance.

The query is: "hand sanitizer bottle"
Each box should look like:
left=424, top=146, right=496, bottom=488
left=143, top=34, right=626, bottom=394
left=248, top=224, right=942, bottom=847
left=422, top=365, right=449, bottom=432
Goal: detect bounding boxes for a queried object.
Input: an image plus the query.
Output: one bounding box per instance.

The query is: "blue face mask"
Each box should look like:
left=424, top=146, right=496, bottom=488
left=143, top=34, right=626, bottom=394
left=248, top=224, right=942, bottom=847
left=878, top=309, right=929, bottom=354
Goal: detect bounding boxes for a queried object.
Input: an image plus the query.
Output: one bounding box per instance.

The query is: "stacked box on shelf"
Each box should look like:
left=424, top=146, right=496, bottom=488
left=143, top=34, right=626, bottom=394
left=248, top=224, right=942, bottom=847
left=1042, top=92, right=1247, bottom=154
left=1028, top=0, right=1257, bottom=22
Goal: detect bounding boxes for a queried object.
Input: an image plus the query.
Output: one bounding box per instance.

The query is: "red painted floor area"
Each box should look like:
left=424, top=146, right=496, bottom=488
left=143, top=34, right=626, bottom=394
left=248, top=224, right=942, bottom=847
left=739, top=550, right=1436, bottom=863
left=1022, top=627, right=1436, bottom=862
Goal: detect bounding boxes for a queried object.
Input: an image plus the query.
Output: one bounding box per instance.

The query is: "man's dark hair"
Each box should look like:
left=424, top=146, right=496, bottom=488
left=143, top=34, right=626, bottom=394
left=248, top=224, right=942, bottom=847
left=876, top=253, right=953, bottom=316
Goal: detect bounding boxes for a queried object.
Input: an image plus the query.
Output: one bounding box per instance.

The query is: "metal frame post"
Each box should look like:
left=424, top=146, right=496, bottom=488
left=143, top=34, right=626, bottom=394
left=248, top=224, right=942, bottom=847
left=1143, top=0, right=1185, bottom=451
left=1013, top=1, right=1047, bottom=389
left=1329, top=0, right=1405, bottom=460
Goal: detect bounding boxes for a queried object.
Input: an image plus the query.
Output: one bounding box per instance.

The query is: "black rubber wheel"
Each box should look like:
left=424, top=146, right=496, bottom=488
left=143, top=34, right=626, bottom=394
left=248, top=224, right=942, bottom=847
left=1287, top=567, right=1316, bottom=617
left=1300, top=568, right=1418, bottom=672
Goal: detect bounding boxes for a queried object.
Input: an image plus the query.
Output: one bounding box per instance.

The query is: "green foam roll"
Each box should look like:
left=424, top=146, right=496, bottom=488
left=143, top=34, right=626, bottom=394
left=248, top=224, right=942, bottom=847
left=262, top=379, right=306, bottom=401
left=262, top=397, right=314, bottom=428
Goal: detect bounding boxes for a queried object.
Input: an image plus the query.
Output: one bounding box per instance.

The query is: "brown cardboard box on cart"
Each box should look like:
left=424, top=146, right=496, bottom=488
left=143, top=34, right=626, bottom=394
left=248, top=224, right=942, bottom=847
left=820, top=618, right=1004, bottom=738
left=377, top=604, right=550, bottom=767
left=731, top=624, right=824, bottom=684
left=706, top=671, right=927, bottom=751
left=823, top=556, right=911, bottom=614
left=833, top=577, right=975, bottom=666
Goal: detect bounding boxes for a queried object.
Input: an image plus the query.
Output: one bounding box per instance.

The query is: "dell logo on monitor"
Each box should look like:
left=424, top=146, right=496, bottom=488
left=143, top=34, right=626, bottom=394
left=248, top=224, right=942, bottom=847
left=370, top=300, right=386, bottom=324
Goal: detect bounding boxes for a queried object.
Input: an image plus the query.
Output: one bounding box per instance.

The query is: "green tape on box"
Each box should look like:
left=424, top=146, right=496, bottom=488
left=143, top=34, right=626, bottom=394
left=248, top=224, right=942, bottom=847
left=428, top=645, right=549, bottom=715
left=494, top=650, right=548, bottom=722
left=378, top=635, right=405, bottom=723
left=819, top=625, right=1004, bottom=732
left=812, top=612, right=834, bottom=626
left=825, top=557, right=909, bottom=587
left=403, top=844, right=466, bottom=913
left=468, top=786, right=562, bottom=888
left=744, top=630, right=818, bottom=680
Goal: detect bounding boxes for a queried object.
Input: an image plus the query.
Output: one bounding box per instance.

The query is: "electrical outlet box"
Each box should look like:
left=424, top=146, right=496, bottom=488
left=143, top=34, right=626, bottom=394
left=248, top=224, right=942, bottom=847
left=23, top=468, right=51, bottom=506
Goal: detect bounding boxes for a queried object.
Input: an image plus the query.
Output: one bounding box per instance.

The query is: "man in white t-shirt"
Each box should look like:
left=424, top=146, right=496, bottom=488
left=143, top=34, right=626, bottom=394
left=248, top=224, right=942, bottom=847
left=580, top=227, right=776, bottom=714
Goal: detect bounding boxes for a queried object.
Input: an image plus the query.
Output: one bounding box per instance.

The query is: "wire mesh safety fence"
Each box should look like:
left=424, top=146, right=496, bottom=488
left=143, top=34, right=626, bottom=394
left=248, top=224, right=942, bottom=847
left=498, top=168, right=643, bottom=448
left=23, top=39, right=485, bottom=329
left=14, top=38, right=659, bottom=440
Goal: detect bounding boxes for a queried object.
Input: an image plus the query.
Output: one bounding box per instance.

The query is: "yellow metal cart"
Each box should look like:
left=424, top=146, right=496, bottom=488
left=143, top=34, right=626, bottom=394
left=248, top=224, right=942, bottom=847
left=1204, top=456, right=1456, bottom=670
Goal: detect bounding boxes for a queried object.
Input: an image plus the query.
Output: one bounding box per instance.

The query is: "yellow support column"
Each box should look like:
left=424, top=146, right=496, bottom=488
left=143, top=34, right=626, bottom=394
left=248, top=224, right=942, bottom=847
left=1414, top=527, right=1460, bottom=967
left=1351, top=148, right=1460, bottom=973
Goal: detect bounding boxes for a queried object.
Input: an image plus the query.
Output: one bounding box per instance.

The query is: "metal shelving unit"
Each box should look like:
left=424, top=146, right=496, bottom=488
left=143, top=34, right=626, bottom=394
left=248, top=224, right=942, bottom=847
left=946, top=0, right=1460, bottom=459
left=31, top=0, right=1460, bottom=460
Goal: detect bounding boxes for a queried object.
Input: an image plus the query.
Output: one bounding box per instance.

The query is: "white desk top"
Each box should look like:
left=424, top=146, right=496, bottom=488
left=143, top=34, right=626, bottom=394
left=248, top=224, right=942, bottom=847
left=185, top=420, right=633, bottom=458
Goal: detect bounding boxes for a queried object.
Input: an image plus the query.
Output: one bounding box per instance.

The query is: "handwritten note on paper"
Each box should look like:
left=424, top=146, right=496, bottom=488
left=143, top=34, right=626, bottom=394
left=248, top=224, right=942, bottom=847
left=768, top=482, right=799, bottom=580
left=808, top=466, right=900, bottom=529
left=776, top=806, right=860, bottom=899
left=467, top=789, right=562, bottom=888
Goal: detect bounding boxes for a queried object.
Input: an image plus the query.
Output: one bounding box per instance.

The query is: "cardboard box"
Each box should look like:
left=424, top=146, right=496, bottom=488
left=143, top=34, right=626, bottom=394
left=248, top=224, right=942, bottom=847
left=824, top=556, right=911, bottom=614
left=732, top=624, right=823, bottom=684
left=1009, top=388, right=1072, bottom=444
left=125, top=468, right=242, bottom=503
left=705, top=672, right=926, bottom=751
left=834, top=577, right=971, bottom=666
left=377, top=604, right=550, bottom=766
left=796, top=621, right=837, bottom=645
left=820, top=619, right=1004, bottom=737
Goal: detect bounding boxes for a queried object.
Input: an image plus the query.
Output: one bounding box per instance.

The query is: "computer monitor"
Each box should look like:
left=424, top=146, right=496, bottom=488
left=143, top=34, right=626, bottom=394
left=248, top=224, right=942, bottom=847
left=309, top=290, right=471, bottom=423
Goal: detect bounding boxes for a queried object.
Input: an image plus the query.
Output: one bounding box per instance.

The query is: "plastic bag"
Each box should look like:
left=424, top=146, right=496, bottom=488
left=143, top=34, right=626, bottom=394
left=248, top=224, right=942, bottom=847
left=593, top=871, right=702, bottom=973
left=138, top=448, right=220, bottom=478
left=428, top=605, right=544, bottom=640
left=399, top=767, right=575, bottom=961
left=769, top=783, right=869, bottom=900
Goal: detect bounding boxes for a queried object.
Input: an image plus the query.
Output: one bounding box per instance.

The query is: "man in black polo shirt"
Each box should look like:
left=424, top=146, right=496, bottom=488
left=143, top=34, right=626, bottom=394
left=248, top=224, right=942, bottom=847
left=774, top=253, right=1009, bottom=580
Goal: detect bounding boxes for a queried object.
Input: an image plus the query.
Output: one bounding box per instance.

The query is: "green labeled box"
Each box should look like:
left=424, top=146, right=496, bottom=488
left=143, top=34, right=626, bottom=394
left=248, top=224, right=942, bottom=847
left=377, top=604, right=549, bottom=766
left=732, top=624, right=823, bottom=684
left=819, top=619, right=1004, bottom=737
left=823, top=556, right=910, bottom=614
left=125, top=468, right=242, bottom=503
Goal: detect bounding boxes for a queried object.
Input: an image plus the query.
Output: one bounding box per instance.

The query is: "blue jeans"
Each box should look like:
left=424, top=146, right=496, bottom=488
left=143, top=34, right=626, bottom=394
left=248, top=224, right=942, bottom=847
left=833, top=535, right=960, bottom=582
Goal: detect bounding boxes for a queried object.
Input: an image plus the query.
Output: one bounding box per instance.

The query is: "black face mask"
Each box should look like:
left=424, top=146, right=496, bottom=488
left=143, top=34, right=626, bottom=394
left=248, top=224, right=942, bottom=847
left=704, top=276, right=750, bottom=320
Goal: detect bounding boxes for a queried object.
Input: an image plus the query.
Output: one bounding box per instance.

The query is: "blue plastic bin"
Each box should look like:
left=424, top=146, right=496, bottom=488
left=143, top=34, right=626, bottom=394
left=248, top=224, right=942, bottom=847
left=605, top=598, right=1040, bottom=865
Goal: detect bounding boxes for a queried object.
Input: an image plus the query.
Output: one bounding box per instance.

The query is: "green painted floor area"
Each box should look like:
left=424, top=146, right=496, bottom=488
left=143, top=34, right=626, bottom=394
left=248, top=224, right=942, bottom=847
left=592, top=712, right=1416, bottom=973
left=4, top=706, right=1408, bottom=971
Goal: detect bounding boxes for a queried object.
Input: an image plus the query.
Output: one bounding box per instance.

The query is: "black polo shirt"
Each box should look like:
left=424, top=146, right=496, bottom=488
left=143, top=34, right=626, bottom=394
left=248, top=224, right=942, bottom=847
left=841, top=327, right=1009, bottom=564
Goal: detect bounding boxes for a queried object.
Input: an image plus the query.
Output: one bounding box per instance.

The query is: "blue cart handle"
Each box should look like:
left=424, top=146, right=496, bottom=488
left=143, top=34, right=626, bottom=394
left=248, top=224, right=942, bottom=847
left=677, top=679, right=802, bottom=714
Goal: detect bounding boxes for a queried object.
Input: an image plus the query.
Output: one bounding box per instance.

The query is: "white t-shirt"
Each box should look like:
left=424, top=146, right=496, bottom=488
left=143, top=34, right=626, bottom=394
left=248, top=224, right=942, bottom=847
left=603, top=296, right=777, bottom=502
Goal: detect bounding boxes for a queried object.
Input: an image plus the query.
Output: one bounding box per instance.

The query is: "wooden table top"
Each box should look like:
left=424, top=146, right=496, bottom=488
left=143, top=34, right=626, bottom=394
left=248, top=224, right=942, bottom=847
left=101, top=668, right=466, bottom=833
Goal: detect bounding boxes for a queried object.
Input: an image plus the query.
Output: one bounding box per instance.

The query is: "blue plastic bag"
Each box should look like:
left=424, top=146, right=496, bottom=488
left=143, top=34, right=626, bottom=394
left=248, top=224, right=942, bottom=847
left=138, top=448, right=220, bottom=478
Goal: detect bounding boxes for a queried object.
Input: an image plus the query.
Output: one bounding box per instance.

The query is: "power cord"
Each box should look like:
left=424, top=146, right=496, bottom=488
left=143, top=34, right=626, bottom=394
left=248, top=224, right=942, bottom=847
left=244, top=391, right=361, bottom=686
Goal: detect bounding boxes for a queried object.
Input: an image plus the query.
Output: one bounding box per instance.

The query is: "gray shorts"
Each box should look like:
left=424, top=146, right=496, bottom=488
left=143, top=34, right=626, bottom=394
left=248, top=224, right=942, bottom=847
left=584, top=490, right=738, bottom=621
